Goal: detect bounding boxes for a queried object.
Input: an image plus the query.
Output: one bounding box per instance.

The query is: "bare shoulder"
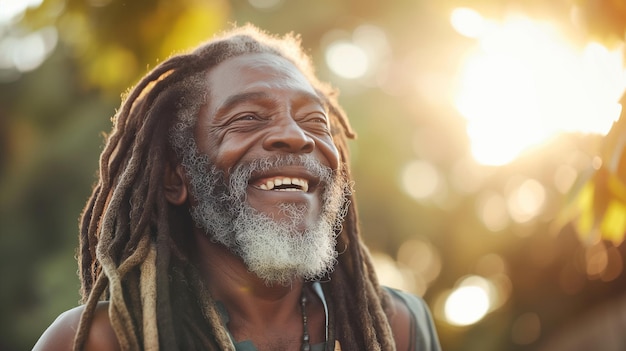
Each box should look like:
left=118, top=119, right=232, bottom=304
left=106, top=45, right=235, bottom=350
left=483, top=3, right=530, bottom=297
left=33, top=302, right=120, bottom=351
left=386, top=290, right=413, bottom=351
left=385, top=288, right=442, bottom=351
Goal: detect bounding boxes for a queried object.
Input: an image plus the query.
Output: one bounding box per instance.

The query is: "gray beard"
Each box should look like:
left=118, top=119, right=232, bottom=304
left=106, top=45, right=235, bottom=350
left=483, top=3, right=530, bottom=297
left=181, top=146, right=350, bottom=286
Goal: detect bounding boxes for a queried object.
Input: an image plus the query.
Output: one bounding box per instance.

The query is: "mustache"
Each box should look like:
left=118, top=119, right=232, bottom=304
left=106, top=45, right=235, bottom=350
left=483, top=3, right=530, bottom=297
left=228, top=154, right=335, bottom=191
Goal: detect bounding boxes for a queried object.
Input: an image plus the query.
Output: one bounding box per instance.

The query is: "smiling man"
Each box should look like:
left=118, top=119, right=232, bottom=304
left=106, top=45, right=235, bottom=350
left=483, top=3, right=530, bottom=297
left=33, top=25, right=441, bottom=351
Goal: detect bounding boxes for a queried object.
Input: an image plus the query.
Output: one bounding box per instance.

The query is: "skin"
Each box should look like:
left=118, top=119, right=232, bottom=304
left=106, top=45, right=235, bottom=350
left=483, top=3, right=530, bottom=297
left=195, top=53, right=340, bottom=231
left=33, top=53, right=413, bottom=351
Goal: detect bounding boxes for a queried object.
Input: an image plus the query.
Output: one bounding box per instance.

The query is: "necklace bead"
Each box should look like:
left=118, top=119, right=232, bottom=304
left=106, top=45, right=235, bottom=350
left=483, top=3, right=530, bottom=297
left=301, top=293, right=310, bottom=351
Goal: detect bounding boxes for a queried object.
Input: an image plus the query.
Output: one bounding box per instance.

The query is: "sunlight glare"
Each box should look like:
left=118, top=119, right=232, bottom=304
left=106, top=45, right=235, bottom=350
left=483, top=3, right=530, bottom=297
left=444, top=283, right=490, bottom=326
left=453, top=13, right=626, bottom=166
left=401, top=160, right=441, bottom=200
left=476, top=191, right=510, bottom=231
left=371, top=252, right=415, bottom=292
left=450, top=7, right=486, bottom=38
left=4, top=26, right=58, bottom=72
left=397, top=239, right=442, bottom=284
left=506, top=178, right=546, bottom=223
left=325, top=41, right=369, bottom=79
left=0, top=0, right=43, bottom=23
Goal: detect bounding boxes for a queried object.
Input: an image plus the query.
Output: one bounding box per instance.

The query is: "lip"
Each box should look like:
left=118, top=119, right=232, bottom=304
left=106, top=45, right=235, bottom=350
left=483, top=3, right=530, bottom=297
left=248, top=166, right=321, bottom=193
left=247, top=186, right=317, bottom=205
left=246, top=175, right=318, bottom=206
left=244, top=166, right=324, bottom=222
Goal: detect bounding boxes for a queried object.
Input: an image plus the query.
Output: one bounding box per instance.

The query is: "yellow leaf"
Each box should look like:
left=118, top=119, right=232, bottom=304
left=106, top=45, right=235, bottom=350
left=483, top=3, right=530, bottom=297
left=573, top=182, right=596, bottom=242
left=607, top=172, right=626, bottom=203
left=600, top=200, right=626, bottom=245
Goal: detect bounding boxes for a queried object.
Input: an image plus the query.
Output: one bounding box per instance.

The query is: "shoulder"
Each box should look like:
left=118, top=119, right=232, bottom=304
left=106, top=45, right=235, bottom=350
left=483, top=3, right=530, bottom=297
left=384, top=287, right=441, bottom=351
left=33, top=302, right=120, bottom=351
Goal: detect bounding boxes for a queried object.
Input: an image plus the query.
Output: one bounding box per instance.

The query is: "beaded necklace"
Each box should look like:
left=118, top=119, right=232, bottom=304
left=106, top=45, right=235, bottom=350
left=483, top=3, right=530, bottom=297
left=300, top=293, right=310, bottom=351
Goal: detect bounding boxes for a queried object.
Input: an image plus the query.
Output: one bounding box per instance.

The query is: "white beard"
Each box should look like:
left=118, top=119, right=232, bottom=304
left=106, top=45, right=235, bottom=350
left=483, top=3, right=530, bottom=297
left=229, top=202, right=338, bottom=286
left=180, top=147, right=350, bottom=286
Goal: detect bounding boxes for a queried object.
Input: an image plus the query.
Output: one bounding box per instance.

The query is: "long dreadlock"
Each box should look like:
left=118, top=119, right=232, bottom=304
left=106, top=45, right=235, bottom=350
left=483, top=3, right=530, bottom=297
left=75, top=24, right=397, bottom=350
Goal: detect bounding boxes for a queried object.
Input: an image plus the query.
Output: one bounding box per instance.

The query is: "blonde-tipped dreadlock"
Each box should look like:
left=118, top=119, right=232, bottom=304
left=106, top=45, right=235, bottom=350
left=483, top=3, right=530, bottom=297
left=75, top=24, right=396, bottom=350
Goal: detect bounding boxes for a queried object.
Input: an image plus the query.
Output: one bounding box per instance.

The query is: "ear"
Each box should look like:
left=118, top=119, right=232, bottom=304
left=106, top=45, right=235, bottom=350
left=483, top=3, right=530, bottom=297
left=164, top=163, right=188, bottom=206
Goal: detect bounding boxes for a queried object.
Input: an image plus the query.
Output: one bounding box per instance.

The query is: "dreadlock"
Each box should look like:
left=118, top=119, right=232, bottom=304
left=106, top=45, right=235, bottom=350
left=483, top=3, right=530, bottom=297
left=75, top=24, right=397, bottom=350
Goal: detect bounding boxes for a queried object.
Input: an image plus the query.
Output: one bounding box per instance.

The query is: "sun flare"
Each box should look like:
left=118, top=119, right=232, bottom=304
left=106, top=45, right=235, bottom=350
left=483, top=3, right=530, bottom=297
left=452, top=9, right=625, bottom=166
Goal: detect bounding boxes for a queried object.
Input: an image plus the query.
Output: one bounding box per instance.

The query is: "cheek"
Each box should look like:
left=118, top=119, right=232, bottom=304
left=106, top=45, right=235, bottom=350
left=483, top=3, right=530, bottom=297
left=317, top=137, right=341, bottom=171
left=210, top=136, right=258, bottom=172
left=194, top=124, right=254, bottom=170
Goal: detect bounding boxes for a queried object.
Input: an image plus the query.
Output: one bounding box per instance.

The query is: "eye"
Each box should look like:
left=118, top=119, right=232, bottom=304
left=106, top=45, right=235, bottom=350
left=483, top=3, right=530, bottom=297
left=222, top=112, right=265, bottom=129
left=300, top=113, right=330, bottom=135
left=311, top=116, right=327, bottom=124
left=233, top=113, right=261, bottom=122
left=303, top=112, right=328, bottom=124
left=230, top=112, right=265, bottom=123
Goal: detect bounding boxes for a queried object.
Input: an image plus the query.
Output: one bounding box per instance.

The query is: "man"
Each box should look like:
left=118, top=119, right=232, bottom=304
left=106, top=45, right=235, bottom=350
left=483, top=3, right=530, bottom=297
left=33, top=25, right=441, bottom=351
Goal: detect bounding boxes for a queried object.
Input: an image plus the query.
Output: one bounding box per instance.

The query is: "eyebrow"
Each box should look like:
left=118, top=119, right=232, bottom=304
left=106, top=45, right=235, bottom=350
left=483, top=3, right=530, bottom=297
left=213, top=90, right=326, bottom=119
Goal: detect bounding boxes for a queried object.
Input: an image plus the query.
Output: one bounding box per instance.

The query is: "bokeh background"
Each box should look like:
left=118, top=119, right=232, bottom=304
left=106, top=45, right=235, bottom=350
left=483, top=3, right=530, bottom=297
left=2, top=0, right=626, bottom=350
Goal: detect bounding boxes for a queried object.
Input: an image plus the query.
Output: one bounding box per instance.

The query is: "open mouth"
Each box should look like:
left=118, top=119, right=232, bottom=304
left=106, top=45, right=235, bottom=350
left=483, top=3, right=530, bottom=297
left=252, top=176, right=310, bottom=192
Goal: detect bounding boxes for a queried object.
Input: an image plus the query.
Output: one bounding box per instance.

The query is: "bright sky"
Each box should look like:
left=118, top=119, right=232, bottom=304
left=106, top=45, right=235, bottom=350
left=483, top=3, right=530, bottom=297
left=451, top=8, right=625, bottom=166
left=0, top=0, right=43, bottom=24
left=323, top=8, right=624, bottom=167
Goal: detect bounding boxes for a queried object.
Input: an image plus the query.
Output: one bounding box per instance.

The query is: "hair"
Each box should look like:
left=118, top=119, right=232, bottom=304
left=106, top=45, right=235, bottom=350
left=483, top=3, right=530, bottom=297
left=75, top=24, right=396, bottom=350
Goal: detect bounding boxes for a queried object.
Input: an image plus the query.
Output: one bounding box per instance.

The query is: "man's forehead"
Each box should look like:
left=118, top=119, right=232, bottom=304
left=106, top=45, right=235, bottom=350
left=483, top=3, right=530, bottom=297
left=204, top=53, right=323, bottom=109
left=210, top=53, right=313, bottom=87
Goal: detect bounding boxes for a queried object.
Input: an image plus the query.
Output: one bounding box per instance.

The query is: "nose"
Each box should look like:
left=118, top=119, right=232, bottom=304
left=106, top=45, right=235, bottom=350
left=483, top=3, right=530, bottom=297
left=263, top=118, right=315, bottom=153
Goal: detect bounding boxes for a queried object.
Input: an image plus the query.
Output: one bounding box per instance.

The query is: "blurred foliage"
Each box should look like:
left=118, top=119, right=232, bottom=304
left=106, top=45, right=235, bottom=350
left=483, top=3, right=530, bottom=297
left=558, top=111, right=626, bottom=245
left=575, top=0, right=626, bottom=45
left=39, top=0, right=229, bottom=93
left=1, top=0, right=626, bottom=351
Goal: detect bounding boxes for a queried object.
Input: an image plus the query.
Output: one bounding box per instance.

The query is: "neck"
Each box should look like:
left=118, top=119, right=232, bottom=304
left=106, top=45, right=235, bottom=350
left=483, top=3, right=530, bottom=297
left=193, top=230, right=328, bottom=349
left=193, top=230, right=303, bottom=321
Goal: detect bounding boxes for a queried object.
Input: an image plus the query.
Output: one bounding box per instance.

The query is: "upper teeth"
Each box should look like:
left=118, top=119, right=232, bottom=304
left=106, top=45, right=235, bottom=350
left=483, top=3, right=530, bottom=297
left=258, top=177, right=309, bottom=192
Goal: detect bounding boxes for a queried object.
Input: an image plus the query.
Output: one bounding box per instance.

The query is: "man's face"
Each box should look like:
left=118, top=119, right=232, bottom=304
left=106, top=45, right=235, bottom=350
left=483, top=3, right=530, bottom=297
left=182, top=53, right=349, bottom=285
left=195, top=53, right=342, bottom=229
